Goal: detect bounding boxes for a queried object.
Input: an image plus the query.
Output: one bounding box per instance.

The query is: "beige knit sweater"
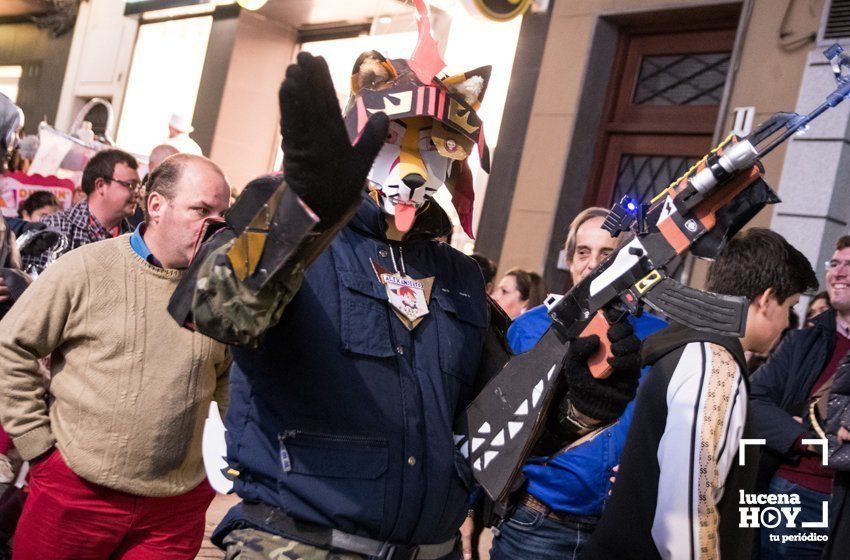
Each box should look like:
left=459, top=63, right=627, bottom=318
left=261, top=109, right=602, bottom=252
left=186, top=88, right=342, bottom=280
left=0, top=235, right=230, bottom=497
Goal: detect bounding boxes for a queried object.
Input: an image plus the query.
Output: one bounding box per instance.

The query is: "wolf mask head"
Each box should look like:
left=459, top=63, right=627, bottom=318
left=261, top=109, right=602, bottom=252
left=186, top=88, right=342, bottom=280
left=343, top=49, right=491, bottom=238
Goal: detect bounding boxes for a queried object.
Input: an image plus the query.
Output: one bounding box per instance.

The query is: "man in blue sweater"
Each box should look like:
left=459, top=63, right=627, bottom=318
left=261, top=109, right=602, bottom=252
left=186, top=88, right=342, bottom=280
left=490, top=207, right=666, bottom=560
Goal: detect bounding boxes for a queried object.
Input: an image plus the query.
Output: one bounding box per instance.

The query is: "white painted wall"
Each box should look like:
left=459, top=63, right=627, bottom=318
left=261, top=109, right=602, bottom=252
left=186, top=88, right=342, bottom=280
left=54, top=0, right=138, bottom=136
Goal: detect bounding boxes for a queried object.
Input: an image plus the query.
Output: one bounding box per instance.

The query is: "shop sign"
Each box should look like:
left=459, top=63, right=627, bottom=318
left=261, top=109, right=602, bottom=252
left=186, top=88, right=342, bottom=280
left=0, top=172, right=75, bottom=218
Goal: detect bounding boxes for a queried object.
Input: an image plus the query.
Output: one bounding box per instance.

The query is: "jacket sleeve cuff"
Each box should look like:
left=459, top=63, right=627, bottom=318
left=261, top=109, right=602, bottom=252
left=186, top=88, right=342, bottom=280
left=13, top=426, right=55, bottom=461
left=781, top=424, right=808, bottom=455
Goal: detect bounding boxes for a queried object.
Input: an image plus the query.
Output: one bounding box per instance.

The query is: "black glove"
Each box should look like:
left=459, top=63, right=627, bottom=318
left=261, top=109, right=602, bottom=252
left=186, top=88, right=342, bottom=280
left=278, top=52, right=389, bottom=225
left=561, top=311, right=642, bottom=426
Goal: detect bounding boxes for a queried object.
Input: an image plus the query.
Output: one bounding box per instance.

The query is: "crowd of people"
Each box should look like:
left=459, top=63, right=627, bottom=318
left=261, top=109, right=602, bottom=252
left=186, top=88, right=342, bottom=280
left=0, top=31, right=848, bottom=560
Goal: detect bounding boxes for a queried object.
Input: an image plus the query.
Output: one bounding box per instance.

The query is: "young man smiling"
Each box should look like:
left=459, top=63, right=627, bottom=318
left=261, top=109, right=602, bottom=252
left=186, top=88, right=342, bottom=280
left=748, top=234, right=850, bottom=558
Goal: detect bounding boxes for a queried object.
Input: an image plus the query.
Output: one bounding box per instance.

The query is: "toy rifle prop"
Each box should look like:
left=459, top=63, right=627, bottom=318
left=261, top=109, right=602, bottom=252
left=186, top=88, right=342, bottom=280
left=464, top=43, right=850, bottom=503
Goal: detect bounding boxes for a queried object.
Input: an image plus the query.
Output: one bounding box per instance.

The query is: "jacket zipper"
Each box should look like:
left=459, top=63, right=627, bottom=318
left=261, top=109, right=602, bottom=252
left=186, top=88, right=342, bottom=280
left=278, top=430, right=387, bottom=473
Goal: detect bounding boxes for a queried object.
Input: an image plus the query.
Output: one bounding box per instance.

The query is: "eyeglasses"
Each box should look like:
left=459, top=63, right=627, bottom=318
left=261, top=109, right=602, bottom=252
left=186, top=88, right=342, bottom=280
left=106, top=176, right=143, bottom=193
left=825, top=259, right=850, bottom=271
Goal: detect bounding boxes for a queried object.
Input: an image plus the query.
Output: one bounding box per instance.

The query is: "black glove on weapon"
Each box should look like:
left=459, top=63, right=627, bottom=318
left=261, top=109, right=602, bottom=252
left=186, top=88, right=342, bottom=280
left=279, top=52, right=389, bottom=225
left=560, top=312, right=642, bottom=427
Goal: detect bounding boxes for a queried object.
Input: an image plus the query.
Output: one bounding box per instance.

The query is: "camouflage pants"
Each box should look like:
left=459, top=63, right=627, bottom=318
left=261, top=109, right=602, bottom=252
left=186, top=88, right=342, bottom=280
left=222, top=528, right=365, bottom=560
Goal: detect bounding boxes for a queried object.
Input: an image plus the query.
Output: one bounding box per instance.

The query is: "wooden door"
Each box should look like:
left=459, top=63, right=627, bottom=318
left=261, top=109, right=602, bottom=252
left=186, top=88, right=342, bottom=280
left=588, top=27, right=736, bottom=207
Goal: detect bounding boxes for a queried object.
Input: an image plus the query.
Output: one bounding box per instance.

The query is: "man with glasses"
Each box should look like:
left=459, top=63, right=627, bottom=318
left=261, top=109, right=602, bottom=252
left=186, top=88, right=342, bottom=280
left=749, top=234, right=850, bottom=558
left=21, top=149, right=141, bottom=273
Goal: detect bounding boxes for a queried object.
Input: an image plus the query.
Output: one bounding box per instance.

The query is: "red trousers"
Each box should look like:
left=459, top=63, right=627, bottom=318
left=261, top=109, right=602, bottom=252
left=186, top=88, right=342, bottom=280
left=13, top=449, right=215, bottom=560
left=0, top=424, right=12, bottom=455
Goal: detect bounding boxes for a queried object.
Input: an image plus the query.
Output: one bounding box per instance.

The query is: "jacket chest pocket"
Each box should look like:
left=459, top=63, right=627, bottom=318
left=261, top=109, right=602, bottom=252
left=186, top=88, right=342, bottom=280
left=277, top=430, right=388, bottom=529
left=338, top=271, right=395, bottom=358
left=432, top=289, right=488, bottom=390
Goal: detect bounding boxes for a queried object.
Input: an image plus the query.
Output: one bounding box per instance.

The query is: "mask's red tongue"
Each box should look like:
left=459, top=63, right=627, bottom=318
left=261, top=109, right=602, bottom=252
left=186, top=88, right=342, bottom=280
left=394, top=203, right=417, bottom=232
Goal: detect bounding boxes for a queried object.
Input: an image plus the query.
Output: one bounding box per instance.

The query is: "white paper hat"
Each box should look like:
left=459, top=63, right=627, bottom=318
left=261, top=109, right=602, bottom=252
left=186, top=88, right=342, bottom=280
left=169, top=113, right=194, bottom=134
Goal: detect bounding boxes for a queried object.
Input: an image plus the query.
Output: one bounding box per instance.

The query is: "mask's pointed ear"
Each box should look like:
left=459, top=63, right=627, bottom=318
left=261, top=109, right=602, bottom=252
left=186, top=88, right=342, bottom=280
left=349, top=50, right=397, bottom=96
left=442, top=66, right=492, bottom=110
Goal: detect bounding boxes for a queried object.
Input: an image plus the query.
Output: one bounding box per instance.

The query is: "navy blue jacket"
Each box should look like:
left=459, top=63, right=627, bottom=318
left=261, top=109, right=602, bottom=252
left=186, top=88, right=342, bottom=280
left=749, top=310, right=836, bottom=466
left=220, top=200, right=489, bottom=545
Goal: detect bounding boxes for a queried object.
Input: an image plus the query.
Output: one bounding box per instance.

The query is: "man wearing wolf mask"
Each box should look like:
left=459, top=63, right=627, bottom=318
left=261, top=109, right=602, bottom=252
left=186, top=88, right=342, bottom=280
left=169, top=12, right=641, bottom=558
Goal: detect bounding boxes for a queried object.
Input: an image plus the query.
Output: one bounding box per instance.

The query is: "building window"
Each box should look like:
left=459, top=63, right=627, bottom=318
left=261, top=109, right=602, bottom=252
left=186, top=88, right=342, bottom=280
left=116, top=16, right=212, bottom=157
left=587, top=26, right=737, bottom=207
left=633, top=53, right=731, bottom=106
left=613, top=153, right=697, bottom=204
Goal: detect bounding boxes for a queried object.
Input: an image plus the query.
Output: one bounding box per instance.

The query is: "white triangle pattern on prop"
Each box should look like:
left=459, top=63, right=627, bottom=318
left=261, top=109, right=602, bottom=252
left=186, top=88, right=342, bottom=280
left=483, top=450, right=498, bottom=468
left=508, top=421, right=523, bottom=439
left=532, top=380, right=544, bottom=407
left=460, top=442, right=470, bottom=458
left=515, top=400, right=529, bottom=416
left=547, top=364, right=557, bottom=381
left=474, top=458, right=484, bottom=471
left=471, top=437, right=485, bottom=453
left=453, top=434, right=464, bottom=444
left=479, top=422, right=491, bottom=434
left=491, top=430, right=505, bottom=447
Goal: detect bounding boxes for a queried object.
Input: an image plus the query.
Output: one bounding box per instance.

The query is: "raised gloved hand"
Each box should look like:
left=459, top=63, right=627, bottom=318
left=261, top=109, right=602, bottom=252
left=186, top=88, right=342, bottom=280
left=559, top=311, right=642, bottom=428
left=278, top=52, right=389, bottom=225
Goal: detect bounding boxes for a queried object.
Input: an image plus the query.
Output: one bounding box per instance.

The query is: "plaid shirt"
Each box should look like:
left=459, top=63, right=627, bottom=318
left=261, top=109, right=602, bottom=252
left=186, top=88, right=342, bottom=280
left=21, top=202, right=132, bottom=273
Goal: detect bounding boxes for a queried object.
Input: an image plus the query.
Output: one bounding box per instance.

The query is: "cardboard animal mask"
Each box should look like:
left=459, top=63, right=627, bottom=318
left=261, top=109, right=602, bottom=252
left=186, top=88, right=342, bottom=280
left=341, top=1, right=491, bottom=237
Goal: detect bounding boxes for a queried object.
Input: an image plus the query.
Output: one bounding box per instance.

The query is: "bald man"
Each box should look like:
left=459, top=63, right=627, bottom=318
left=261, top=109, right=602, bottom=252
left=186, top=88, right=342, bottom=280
left=0, top=154, right=233, bottom=560
left=148, top=143, right=179, bottom=172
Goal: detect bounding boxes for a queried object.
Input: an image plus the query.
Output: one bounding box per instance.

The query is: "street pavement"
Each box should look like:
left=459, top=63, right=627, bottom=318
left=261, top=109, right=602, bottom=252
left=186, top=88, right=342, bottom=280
left=196, top=493, right=239, bottom=559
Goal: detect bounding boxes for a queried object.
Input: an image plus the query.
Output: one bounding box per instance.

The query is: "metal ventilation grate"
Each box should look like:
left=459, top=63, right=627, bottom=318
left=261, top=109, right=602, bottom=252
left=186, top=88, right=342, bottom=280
left=824, top=0, right=850, bottom=40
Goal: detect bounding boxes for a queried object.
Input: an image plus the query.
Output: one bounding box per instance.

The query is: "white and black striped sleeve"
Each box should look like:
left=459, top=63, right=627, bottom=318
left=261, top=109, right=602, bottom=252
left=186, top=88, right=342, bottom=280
left=651, top=342, right=746, bottom=560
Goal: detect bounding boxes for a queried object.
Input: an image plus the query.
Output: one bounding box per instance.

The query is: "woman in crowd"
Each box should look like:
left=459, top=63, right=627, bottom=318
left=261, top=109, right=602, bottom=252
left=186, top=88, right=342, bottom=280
left=17, top=192, right=59, bottom=223
left=492, top=267, right=547, bottom=320
left=807, top=291, right=831, bottom=322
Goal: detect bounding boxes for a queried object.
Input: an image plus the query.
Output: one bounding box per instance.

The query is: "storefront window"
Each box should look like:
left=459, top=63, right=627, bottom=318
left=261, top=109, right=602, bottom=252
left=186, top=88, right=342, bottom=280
left=116, top=16, right=213, bottom=157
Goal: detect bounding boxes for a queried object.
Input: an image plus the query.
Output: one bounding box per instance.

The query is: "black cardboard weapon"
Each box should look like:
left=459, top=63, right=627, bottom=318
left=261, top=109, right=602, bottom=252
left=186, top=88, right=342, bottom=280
left=465, top=43, right=850, bottom=503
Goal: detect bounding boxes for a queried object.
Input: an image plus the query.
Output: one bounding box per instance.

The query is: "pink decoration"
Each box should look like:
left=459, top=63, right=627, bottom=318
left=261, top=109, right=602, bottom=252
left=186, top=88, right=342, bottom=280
left=6, top=171, right=75, bottom=189
left=356, top=97, right=369, bottom=135
left=408, top=0, right=446, bottom=85
left=416, top=86, right=425, bottom=115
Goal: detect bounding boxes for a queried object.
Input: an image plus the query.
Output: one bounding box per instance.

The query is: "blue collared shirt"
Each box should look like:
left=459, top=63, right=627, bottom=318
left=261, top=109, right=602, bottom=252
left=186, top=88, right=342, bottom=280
left=129, top=224, right=161, bottom=267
